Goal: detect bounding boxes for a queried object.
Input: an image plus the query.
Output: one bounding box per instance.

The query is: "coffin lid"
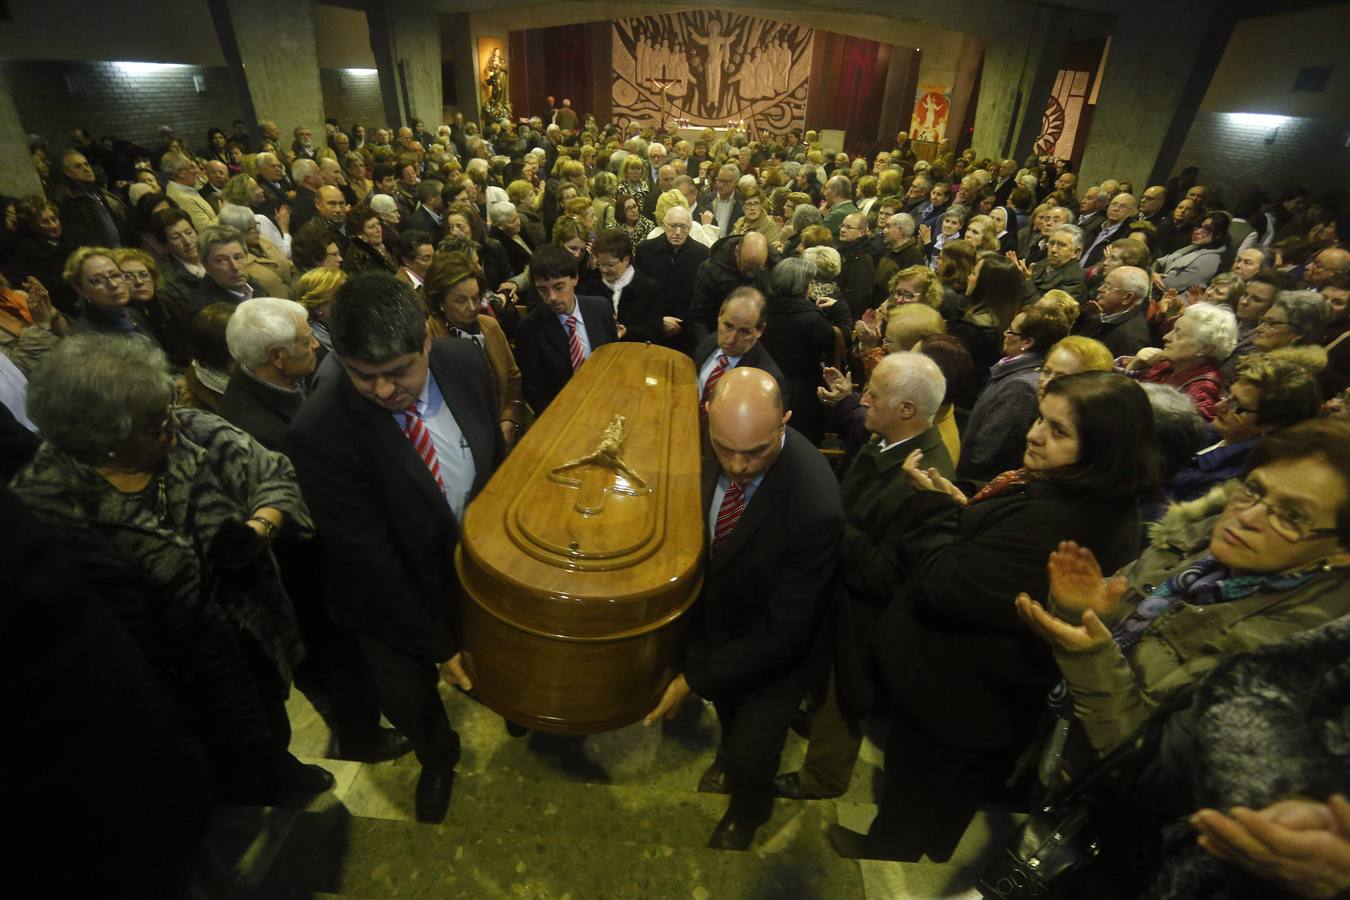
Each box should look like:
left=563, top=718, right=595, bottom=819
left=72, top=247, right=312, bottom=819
left=458, top=343, right=704, bottom=640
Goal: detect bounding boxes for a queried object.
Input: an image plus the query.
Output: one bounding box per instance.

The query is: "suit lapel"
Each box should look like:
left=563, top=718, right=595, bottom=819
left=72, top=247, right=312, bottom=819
left=340, top=374, right=452, bottom=517
left=705, top=435, right=790, bottom=574
left=429, top=351, right=493, bottom=495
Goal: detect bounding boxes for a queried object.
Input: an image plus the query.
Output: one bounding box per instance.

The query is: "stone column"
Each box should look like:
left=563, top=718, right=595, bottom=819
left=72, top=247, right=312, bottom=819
left=384, top=0, right=444, bottom=128
left=217, top=0, right=325, bottom=145
left=0, top=71, right=42, bottom=197
left=1077, top=0, right=1233, bottom=189
left=970, top=11, right=1055, bottom=163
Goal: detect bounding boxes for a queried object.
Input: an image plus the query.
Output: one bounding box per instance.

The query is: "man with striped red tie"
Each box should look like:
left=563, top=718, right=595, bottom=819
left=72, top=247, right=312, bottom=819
left=644, top=367, right=844, bottom=851
left=286, top=272, right=504, bottom=825
left=515, top=244, right=619, bottom=414
left=691, top=287, right=788, bottom=409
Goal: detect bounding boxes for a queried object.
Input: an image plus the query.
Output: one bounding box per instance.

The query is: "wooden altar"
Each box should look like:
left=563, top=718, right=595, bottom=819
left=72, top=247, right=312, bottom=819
left=456, top=343, right=704, bottom=734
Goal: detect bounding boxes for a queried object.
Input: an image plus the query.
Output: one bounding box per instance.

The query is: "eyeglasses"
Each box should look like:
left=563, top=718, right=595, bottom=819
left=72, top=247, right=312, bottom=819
left=1217, top=392, right=1260, bottom=416
left=124, top=271, right=155, bottom=283
left=1257, top=315, right=1292, bottom=329
left=892, top=289, right=918, bottom=302
left=86, top=272, right=130, bottom=288
left=1229, top=479, right=1339, bottom=543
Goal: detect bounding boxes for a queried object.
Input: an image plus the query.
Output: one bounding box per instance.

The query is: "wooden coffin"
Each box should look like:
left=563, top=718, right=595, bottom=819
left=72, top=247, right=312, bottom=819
left=456, top=342, right=704, bottom=734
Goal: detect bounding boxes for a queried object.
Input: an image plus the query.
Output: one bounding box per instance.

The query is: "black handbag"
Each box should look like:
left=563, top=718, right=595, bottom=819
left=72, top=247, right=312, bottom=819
left=977, top=706, right=1174, bottom=900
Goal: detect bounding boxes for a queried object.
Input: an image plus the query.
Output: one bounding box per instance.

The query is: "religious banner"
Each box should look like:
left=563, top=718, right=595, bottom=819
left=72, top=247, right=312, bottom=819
left=910, top=86, right=949, bottom=142
left=611, top=10, right=813, bottom=132
left=1035, top=69, right=1092, bottom=159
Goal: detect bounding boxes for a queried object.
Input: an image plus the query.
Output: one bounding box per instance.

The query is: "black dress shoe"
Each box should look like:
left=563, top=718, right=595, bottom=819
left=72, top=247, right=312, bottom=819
left=415, top=765, right=455, bottom=823
left=774, top=771, right=842, bottom=800
left=697, top=761, right=733, bottom=794
left=827, top=823, right=923, bottom=862
left=788, top=707, right=813, bottom=739
left=334, top=727, right=414, bottom=763
left=277, top=760, right=336, bottom=795
left=505, top=719, right=529, bottom=737
left=708, top=809, right=759, bottom=851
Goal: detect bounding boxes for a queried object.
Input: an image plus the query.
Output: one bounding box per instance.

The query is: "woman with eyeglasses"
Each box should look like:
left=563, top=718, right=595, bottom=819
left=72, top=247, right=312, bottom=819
left=1152, top=210, right=1231, bottom=292
left=110, top=248, right=191, bottom=367
left=1168, top=350, right=1324, bottom=503
left=1014, top=418, right=1350, bottom=896
left=731, top=187, right=780, bottom=244
left=1251, top=288, right=1333, bottom=354
left=10, top=334, right=333, bottom=807
left=64, top=247, right=158, bottom=344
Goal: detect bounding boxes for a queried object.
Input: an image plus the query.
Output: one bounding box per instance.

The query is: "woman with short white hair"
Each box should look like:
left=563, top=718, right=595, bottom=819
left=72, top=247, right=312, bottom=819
left=1125, top=301, right=1238, bottom=420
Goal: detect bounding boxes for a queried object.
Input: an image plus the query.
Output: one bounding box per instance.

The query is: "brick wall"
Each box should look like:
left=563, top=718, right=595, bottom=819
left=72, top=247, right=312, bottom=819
left=319, top=69, right=387, bottom=134
left=1171, top=111, right=1350, bottom=198
left=2, top=60, right=243, bottom=154
left=3, top=60, right=398, bottom=159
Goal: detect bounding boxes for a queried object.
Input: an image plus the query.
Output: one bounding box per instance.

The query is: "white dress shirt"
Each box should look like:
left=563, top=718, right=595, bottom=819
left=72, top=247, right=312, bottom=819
left=391, top=371, right=477, bottom=521
left=558, top=300, right=593, bottom=360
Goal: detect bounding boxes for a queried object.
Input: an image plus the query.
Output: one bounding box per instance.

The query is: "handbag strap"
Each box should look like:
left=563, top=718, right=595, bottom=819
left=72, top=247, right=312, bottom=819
left=1045, top=685, right=1197, bottom=807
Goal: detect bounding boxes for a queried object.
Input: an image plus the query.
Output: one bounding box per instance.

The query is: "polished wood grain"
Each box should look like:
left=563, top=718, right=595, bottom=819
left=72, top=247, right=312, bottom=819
left=457, top=342, right=704, bottom=734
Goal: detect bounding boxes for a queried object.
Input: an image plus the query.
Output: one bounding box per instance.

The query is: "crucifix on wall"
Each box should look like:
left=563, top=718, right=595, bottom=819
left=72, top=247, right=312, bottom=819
left=646, top=66, right=683, bottom=130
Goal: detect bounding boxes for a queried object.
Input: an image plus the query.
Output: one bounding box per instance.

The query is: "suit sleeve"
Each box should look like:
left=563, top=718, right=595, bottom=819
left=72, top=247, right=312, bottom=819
left=513, top=316, right=552, bottom=414
left=683, top=466, right=845, bottom=700
left=285, top=423, right=459, bottom=662
left=620, top=278, right=665, bottom=343
left=686, top=264, right=720, bottom=346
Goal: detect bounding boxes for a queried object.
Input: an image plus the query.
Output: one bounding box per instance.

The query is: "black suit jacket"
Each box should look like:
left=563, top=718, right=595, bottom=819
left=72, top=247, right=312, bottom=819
left=683, top=428, right=845, bottom=703
left=284, top=339, right=503, bottom=662
left=407, top=205, right=447, bottom=245
left=694, top=195, right=744, bottom=240
left=633, top=236, right=709, bottom=354
left=218, top=370, right=304, bottom=452
left=692, top=334, right=788, bottom=400
left=291, top=186, right=319, bottom=230
left=514, top=294, right=620, bottom=413
left=579, top=268, right=665, bottom=344
left=182, top=277, right=265, bottom=320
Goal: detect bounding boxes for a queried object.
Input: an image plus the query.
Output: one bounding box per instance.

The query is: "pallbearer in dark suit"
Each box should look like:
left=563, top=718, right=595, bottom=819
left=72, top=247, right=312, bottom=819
left=645, top=368, right=845, bottom=851
left=286, top=272, right=504, bottom=824
left=690, top=287, right=789, bottom=404
left=514, top=244, right=620, bottom=413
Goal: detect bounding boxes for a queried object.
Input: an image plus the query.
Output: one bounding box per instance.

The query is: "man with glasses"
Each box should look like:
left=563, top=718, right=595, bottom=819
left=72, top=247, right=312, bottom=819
left=837, top=213, right=876, bottom=318
left=634, top=206, right=710, bottom=355
left=1073, top=263, right=1152, bottom=356
left=696, top=164, right=744, bottom=239
left=1022, top=223, right=1087, bottom=302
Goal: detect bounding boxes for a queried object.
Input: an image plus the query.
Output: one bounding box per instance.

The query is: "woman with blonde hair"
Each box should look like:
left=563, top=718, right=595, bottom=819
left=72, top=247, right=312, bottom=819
left=589, top=171, right=618, bottom=230
left=293, top=266, right=346, bottom=360
left=1036, top=335, right=1114, bottom=396
left=1035, top=288, right=1080, bottom=326
left=646, top=189, right=719, bottom=247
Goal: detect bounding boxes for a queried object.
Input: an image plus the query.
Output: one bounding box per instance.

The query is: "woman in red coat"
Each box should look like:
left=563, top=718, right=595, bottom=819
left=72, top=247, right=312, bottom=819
left=1125, top=301, right=1237, bottom=420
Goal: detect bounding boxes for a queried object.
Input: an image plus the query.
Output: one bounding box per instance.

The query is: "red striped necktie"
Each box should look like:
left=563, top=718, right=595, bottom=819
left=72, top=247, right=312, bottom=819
left=402, top=402, right=445, bottom=494
left=565, top=314, right=586, bottom=371
left=702, top=353, right=730, bottom=405
left=713, top=481, right=745, bottom=553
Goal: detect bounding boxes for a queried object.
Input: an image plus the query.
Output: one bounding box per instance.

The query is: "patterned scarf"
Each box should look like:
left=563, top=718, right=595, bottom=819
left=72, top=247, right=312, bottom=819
left=969, top=467, right=1032, bottom=504
left=1112, top=555, right=1327, bottom=649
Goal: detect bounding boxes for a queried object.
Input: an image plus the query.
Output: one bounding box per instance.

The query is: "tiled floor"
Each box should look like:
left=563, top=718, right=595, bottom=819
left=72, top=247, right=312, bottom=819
left=209, top=682, right=1015, bottom=898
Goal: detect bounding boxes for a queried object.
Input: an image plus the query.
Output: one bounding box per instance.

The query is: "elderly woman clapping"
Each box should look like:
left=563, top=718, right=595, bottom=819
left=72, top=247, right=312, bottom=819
left=1125, top=302, right=1238, bottom=420
left=10, top=334, right=333, bottom=805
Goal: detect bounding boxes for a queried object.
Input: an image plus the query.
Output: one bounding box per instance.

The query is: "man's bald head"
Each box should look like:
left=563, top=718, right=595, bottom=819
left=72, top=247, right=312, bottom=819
left=736, top=231, right=769, bottom=278
left=707, top=367, right=790, bottom=486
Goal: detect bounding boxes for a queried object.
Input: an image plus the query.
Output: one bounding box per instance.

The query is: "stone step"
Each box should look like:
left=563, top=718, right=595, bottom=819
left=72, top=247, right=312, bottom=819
left=232, top=804, right=866, bottom=899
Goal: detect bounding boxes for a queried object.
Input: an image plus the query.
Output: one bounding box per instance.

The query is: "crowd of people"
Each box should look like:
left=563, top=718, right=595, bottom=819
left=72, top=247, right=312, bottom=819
left=3, top=106, right=1349, bottom=898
